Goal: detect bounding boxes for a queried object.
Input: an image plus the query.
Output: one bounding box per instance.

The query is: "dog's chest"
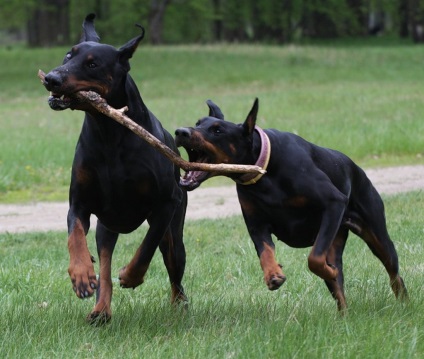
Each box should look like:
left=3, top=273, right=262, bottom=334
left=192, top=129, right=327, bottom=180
left=238, top=187, right=321, bottom=247
left=72, top=137, right=177, bottom=220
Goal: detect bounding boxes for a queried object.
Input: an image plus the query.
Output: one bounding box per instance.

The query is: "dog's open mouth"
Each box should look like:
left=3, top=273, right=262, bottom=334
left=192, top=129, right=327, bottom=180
left=48, top=91, right=75, bottom=111
left=179, top=147, right=214, bottom=191
left=38, top=70, right=79, bottom=111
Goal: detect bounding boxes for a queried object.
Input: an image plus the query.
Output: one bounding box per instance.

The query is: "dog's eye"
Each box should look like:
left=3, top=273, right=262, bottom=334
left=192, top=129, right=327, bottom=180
left=211, top=126, right=222, bottom=135
left=63, top=52, right=72, bottom=63
left=87, top=61, right=97, bottom=69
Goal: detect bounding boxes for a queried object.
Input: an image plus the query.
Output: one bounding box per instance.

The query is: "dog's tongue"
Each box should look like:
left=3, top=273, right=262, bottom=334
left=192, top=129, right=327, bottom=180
left=180, top=171, right=204, bottom=191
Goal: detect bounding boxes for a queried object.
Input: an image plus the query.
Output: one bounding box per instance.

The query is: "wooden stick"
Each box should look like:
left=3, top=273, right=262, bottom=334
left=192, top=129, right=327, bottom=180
left=38, top=70, right=265, bottom=175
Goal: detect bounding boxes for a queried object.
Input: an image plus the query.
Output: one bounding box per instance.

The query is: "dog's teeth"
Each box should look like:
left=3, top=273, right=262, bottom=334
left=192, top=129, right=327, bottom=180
left=60, top=95, right=65, bottom=100
left=50, top=92, right=53, bottom=96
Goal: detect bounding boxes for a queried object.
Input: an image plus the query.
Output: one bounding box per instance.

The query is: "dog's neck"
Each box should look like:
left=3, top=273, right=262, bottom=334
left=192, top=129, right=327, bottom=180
left=235, top=126, right=271, bottom=185
left=90, top=75, right=151, bottom=126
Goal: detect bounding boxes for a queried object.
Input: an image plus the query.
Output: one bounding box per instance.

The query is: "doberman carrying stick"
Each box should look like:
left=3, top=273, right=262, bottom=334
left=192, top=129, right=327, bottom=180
left=41, top=14, right=187, bottom=323
left=175, top=98, right=408, bottom=311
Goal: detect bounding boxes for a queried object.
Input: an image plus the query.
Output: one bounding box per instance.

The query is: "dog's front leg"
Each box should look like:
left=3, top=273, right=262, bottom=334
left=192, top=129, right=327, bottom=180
left=307, top=197, right=348, bottom=282
left=258, top=241, right=286, bottom=290
left=67, top=215, right=97, bottom=299
left=243, top=213, right=286, bottom=290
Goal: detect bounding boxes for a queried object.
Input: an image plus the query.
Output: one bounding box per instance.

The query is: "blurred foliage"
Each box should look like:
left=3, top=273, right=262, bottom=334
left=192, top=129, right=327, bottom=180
left=0, top=0, right=423, bottom=45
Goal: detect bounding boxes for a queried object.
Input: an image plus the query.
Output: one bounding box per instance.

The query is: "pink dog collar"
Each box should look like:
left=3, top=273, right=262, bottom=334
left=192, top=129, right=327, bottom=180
left=235, top=126, right=271, bottom=185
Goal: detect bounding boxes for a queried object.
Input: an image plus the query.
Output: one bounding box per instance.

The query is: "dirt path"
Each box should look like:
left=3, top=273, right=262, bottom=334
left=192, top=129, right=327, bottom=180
left=0, top=165, right=423, bottom=233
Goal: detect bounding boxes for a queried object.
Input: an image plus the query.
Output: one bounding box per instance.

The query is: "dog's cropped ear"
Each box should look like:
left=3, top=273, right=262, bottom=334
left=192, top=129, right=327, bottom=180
left=206, top=100, right=224, bottom=120
left=243, top=98, right=259, bottom=137
left=118, top=24, right=145, bottom=68
left=80, top=13, right=100, bottom=43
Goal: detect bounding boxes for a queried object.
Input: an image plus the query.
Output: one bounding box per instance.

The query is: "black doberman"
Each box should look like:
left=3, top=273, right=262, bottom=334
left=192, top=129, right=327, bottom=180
left=42, top=14, right=187, bottom=323
left=175, top=98, right=408, bottom=311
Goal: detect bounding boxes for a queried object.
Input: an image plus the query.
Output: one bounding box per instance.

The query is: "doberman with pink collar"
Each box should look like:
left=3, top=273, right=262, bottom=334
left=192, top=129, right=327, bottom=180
left=42, top=14, right=187, bottom=323
left=175, top=98, right=408, bottom=311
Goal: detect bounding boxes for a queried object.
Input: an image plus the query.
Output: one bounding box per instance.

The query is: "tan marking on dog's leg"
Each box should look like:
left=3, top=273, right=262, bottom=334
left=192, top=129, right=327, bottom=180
left=390, top=275, right=409, bottom=301
left=67, top=219, right=97, bottom=299
left=119, top=263, right=148, bottom=289
left=119, top=243, right=149, bottom=289
left=357, top=226, right=408, bottom=302
left=324, top=237, right=347, bottom=312
left=260, top=243, right=286, bottom=290
left=307, top=253, right=338, bottom=282
left=87, top=248, right=114, bottom=324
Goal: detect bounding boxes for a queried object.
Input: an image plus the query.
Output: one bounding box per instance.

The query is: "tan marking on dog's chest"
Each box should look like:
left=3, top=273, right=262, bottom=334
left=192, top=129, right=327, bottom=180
left=285, top=196, right=309, bottom=208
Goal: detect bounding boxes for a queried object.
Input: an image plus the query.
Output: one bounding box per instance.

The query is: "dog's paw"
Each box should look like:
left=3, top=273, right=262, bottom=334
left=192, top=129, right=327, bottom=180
left=266, top=273, right=287, bottom=291
left=118, top=265, right=144, bottom=289
left=86, top=310, right=111, bottom=326
left=171, top=284, right=188, bottom=305
left=68, top=264, right=97, bottom=299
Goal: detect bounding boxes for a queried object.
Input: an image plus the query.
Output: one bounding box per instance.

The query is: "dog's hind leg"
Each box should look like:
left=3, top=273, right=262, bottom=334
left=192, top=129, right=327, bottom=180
left=159, top=192, right=188, bottom=304
left=357, top=224, right=407, bottom=301
left=346, top=211, right=408, bottom=302
left=324, top=227, right=349, bottom=312
left=159, top=229, right=187, bottom=304
left=86, top=221, right=118, bottom=324
left=119, top=200, right=178, bottom=290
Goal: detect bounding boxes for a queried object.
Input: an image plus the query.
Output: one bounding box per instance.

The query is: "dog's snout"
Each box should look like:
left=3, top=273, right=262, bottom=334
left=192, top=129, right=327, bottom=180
left=44, top=71, right=63, bottom=91
left=175, top=127, right=191, bottom=138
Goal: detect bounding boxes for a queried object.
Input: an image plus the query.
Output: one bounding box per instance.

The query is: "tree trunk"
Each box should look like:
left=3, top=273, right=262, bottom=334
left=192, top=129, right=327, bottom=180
left=398, top=0, right=409, bottom=37
left=347, top=0, right=368, bottom=35
left=309, top=11, right=338, bottom=38
left=148, top=0, right=171, bottom=44
left=409, top=0, right=424, bottom=43
left=27, top=0, right=70, bottom=47
left=212, top=0, right=223, bottom=41
left=300, top=3, right=338, bottom=38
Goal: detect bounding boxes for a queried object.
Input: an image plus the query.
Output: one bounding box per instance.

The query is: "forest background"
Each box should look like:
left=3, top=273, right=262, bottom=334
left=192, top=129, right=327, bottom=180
left=1, top=0, right=424, bottom=46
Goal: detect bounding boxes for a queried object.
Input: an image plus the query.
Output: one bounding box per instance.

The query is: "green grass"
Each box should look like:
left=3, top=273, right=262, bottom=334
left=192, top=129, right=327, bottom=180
left=1, top=40, right=422, bottom=357
left=0, top=41, right=424, bottom=202
left=0, top=191, right=423, bottom=358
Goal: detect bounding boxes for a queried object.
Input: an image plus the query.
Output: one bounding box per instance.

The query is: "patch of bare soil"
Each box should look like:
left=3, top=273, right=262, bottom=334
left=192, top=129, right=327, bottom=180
left=0, top=165, right=423, bottom=233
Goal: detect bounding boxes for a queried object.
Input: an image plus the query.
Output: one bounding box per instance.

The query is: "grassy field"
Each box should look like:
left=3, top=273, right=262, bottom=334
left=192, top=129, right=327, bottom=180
left=0, top=40, right=423, bottom=202
left=0, top=40, right=423, bottom=357
left=0, top=191, right=423, bottom=358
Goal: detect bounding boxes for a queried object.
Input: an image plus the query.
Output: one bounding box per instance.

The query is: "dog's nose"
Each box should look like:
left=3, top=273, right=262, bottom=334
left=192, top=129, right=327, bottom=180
left=175, top=128, right=191, bottom=138
left=44, top=71, right=63, bottom=91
